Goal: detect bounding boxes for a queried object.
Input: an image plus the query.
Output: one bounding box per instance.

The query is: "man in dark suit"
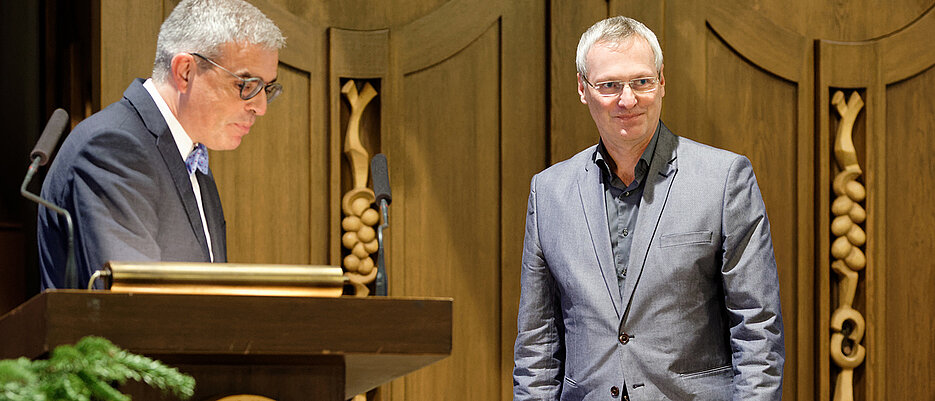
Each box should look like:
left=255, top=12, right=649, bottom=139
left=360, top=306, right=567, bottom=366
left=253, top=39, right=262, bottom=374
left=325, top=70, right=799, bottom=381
left=38, top=0, right=285, bottom=289
left=513, top=16, right=784, bottom=400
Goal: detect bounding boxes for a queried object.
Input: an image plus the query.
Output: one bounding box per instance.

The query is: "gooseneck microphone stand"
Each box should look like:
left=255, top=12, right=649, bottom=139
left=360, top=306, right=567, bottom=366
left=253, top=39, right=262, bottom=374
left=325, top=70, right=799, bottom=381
left=21, top=109, right=77, bottom=288
left=371, top=154, right=392, bottom=296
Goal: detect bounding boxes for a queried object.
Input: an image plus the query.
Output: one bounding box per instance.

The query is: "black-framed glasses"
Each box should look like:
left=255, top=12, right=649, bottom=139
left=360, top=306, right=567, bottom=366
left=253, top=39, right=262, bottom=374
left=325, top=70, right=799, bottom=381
left=191, top=53, right=282, bottom=104
left=582, top=75, right=659, bottom=96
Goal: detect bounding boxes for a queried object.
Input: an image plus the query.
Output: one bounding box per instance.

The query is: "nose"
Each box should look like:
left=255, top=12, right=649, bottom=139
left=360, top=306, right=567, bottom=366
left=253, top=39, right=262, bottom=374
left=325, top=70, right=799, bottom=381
left=246, top=91, right=268, bottom=116
left=617, top=86, right=638, bottom=109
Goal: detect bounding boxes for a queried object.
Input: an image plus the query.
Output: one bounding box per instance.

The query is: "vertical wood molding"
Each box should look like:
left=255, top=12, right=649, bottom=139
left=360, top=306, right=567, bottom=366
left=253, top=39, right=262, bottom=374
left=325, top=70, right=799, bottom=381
left=864, top=62, right=887, bottom=401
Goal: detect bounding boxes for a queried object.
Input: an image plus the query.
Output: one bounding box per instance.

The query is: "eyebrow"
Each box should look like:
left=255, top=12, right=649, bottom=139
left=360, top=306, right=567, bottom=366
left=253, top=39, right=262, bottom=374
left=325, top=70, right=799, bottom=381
left=232, top=70, right=278, bottom=84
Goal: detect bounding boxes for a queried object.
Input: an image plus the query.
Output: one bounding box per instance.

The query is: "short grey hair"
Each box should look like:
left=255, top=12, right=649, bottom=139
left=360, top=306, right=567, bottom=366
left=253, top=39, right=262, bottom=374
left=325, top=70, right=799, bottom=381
left=575, top=16, right=663, bottom=79
left=152, top=0, right=286, bottom=83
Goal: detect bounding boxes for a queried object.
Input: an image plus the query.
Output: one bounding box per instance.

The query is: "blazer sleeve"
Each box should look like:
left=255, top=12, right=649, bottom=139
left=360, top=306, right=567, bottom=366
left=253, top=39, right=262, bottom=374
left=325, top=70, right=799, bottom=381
left=513, top=175, right=565, bottom=400
left=720, top=156, right=785, bottom=399
left=69, top=128, right=165, bottom=282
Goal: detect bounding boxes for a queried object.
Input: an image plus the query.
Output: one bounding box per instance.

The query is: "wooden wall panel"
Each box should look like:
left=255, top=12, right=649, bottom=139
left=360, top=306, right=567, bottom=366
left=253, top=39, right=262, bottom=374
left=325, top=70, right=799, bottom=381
left=499, top=0, right=548, bottom=399
left=268, top=0, right=449, bottom=29
left=548, top=0, right=606, bottom=163
left=754, top=0, right=932, bottom=42
left=659, top=0, right=706, bottom=139
left=884, top=66, right=935, bottom=399
left=394, top=23, right=501, bottom=400
left=97, top=0, right=164, bottom=107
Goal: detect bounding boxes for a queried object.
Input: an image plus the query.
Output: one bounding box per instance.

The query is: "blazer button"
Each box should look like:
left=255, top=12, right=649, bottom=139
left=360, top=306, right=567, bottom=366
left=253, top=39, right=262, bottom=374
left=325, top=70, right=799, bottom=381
left=611, top=385, right=620, bottom=397
left=618, top=332, right=630, bottom=344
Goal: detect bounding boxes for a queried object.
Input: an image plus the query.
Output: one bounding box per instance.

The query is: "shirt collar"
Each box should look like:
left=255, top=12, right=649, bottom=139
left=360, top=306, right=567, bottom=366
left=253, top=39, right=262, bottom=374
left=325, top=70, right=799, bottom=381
left=142, top=78, right=200, bottom=163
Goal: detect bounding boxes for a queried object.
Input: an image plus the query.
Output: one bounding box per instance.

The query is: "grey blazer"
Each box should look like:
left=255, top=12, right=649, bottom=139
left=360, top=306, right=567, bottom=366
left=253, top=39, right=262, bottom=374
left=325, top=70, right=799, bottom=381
left=39, top=79, right=227, bottom=289
left=513, top=123, right=783, bottom=400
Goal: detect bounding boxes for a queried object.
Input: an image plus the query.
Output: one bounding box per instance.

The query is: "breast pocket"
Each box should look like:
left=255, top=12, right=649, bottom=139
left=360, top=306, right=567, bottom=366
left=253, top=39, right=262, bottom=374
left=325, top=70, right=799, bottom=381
left=659, top=231, right=713, bottom=248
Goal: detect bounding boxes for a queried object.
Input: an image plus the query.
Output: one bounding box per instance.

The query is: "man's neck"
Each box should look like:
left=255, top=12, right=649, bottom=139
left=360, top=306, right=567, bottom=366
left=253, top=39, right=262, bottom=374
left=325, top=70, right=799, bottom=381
left=153, top=80, right=182, bottom=124
left=603, top=135, right=652, bottom=185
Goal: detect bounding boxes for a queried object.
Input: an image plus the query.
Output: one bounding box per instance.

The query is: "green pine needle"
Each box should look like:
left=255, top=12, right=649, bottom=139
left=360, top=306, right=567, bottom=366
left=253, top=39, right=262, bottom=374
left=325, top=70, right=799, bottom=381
left=0, top=336, right=195, bottom=401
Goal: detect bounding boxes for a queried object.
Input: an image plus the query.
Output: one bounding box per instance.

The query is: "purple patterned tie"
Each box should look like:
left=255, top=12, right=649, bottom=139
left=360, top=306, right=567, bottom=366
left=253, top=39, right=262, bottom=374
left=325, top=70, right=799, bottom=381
left=185, top=143, right=209, bottom=175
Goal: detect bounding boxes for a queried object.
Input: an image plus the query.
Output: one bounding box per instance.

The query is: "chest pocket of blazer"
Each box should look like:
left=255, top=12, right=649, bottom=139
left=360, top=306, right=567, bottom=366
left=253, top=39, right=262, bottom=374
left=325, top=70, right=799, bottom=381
left=658, top=230, right=713, bottom=248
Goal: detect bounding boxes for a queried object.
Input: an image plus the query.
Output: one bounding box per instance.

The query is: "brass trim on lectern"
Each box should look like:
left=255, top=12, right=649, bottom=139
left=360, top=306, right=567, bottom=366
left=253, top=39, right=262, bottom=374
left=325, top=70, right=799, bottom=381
left=103, top=261, right=345, bottom=297
left=215, top=395, right=275, bottom=401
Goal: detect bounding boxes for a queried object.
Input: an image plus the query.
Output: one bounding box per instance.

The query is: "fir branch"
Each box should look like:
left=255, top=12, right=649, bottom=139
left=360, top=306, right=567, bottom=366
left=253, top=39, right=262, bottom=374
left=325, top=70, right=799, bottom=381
left=0, top=336, right=195, bottom=401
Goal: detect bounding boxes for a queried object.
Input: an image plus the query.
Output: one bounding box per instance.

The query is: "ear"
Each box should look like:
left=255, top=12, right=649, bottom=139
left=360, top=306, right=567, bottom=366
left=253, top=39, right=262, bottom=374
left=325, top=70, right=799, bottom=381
left=577, top=73, right=587, bottom=105
left=169, top=53, right=197, bottom=94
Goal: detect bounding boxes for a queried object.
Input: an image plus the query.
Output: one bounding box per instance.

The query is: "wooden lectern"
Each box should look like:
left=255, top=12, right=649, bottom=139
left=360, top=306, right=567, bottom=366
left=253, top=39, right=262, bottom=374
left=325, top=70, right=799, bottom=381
left=0, top=290, right=452, bottom=400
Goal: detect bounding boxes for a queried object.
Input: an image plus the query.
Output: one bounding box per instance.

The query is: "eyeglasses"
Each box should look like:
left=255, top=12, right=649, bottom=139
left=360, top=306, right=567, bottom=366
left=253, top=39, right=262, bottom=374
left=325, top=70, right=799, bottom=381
left=582, top=75, right=659, bottom=96
left=191, top=53, right=282, bottom=104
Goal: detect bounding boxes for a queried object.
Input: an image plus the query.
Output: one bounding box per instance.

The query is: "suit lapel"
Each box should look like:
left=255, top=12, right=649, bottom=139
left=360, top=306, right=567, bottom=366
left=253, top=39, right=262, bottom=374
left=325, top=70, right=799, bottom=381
left=198, top=171, right=227, bottom=262
left=125, top=79, right=211, bottom=259
left=577, top=157, right=622, bottom=318
left=156, top=134, right=212, bottom=259
left=620, top=124, right=679, bottom=321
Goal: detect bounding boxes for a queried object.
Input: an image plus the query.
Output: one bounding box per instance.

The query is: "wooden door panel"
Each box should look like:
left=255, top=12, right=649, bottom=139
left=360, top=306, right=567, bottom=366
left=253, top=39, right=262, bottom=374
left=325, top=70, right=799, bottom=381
left=394, top=23, right=502, bottom=401
left=883, top=66, right=935, bottom=399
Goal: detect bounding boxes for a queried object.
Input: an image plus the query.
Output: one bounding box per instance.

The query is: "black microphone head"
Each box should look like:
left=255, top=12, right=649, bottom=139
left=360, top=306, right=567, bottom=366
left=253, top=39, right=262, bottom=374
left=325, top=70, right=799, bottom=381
left=31, top=108, right=69, bottom=166
left=371, top=153, right=392, bottom=205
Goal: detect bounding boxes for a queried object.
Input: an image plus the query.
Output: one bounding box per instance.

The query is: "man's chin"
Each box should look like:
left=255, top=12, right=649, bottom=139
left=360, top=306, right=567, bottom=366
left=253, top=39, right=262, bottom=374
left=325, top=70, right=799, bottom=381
left=207, top=137, right=244, bottom=151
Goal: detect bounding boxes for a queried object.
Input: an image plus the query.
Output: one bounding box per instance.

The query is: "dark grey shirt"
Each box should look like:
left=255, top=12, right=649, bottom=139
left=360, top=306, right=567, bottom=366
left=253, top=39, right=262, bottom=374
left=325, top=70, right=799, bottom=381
left=593, top=127, right=659, bottom=301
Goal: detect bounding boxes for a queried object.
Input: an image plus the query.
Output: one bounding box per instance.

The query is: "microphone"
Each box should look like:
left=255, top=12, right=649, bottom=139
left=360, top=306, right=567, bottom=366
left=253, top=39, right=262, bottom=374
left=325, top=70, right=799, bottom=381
left=21, top=108, right=78, bottom=288
left=31, top=108, right=69, bottom=166
left=372, top=153, right=392, bottom=205
left=370, top=154, right=391, bottom=296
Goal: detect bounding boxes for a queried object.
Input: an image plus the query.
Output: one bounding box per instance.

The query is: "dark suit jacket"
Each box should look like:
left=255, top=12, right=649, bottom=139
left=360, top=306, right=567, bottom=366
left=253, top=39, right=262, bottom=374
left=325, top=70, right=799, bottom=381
left=38, top=79, right=227, bottom=289
left=514, top=123, right=784, bottom=400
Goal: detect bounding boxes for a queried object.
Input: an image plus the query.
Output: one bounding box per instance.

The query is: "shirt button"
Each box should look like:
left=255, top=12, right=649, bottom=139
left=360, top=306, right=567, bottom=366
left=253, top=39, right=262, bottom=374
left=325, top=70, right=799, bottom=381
left=611, top=386, right=620, bottom=397
left=618, top=332, right=630, bottom=344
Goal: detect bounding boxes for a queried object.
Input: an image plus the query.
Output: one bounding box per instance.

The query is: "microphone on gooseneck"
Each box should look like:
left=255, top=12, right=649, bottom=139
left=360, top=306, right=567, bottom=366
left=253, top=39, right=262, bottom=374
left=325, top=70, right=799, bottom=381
left=371, top=153, right=391, bottom=296
left=30, top=109, right=69, bottom=166
left=21, top=108, right=79, bottom=288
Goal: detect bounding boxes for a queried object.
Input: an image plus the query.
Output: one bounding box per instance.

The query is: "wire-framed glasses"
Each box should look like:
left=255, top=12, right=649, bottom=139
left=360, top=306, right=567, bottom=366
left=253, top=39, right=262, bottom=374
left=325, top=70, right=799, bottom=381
left=191, top=53, right=282, bottom=104
left=582, top=75, right=659, bottom=96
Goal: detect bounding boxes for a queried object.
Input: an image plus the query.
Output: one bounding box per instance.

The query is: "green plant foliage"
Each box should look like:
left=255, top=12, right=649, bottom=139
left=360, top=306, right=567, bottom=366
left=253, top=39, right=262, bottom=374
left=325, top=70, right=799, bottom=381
left=0, top=336, right=194, bottom=401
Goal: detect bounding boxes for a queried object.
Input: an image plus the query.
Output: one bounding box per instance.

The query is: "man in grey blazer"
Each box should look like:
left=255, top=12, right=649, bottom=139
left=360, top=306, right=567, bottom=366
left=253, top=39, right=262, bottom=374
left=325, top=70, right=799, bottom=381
left=38, top=0, right=285, bottom=289
left=513, top=16, right=784, bottom=400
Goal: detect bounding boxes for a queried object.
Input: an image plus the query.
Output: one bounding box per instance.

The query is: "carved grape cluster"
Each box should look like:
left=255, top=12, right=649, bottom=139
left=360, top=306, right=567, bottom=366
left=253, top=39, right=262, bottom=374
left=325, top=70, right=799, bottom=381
left=342, top=197, right=380, bottom=276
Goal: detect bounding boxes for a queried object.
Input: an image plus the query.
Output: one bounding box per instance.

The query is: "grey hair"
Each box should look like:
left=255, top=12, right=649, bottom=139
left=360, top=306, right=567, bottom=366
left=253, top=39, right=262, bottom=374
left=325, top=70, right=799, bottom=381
left=575, top=16, right=663, bottom=79
left=152, top=0, right=286, bottom=83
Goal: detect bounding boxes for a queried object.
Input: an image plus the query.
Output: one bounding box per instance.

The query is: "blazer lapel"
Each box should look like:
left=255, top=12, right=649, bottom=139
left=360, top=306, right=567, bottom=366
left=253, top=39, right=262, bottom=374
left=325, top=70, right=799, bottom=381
left=125, top=79, right=211, bottom=259
left=156, top=134, right=212, bottom=259
left=198, top=171, right=227, bottom=262
left=578, top=158, right=623, bottom=318
left=620, top=124, right=679, bottom=321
